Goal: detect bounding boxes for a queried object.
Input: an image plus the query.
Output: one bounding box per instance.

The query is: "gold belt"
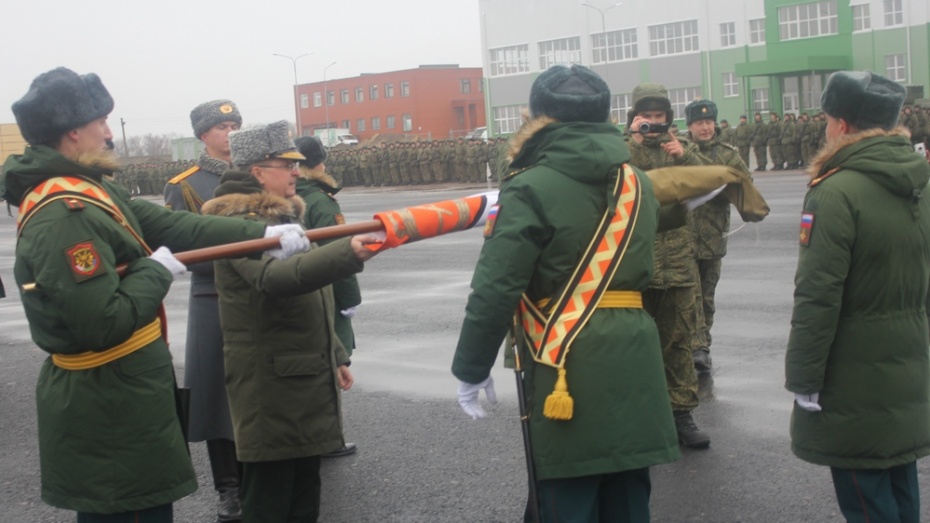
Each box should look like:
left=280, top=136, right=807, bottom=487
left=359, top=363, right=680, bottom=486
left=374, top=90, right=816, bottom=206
left=51, top=318, right=163, bottom=370
left=536, top=290, right=643, bottom=310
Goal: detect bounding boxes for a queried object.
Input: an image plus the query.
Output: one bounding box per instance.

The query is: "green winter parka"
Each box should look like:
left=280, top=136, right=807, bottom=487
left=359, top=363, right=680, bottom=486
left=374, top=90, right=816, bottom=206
left=785, top=127, right=930, bottom=469
left=295, top=167, right=362, bottom=354
left=452, top=118, right=680, bottom=481
left=202, top=177, right=363, bottom=462
left=3, top=146, right=266, bottom=513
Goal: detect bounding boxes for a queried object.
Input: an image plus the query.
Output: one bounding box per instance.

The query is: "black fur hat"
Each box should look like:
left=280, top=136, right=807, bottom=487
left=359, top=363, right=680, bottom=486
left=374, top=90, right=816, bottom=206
left=685, top=99, right=718, bottom=125
left=821, top=71, right=906, bottom=131
left=12, top=67, right=114, bottom=146
left=294, top=136, right=328, bottom=169
left=529, top=64, right=610, bottom=123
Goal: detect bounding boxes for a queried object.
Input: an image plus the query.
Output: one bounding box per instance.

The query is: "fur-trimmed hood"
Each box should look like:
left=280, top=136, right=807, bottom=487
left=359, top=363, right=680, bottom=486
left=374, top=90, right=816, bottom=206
left=1, top=145, right=120, bottom=205
left=201, top=190, right=306, bottom=222
left=297, top=165, right=339, bottom=192
left=808, top=126, right=928, bottom=200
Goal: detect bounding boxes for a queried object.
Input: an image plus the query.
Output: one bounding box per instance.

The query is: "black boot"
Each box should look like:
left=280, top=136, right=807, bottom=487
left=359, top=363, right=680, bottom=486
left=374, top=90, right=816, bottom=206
left=693, top=348, right=712, bottom=374
left=207, top=439, right=242, bottom=522
left=322, top=442, right=358, bottom=458
left=674, top=411, right=710, bottom=449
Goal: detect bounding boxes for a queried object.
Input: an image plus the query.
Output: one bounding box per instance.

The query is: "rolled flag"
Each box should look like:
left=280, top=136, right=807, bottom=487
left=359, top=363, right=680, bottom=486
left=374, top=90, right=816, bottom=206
left=366, top=191, right=498, bottom=251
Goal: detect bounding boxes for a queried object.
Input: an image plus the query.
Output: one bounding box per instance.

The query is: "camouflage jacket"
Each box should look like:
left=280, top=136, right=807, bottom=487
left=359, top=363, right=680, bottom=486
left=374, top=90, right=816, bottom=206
left=688, top=133, right=749, bottom=258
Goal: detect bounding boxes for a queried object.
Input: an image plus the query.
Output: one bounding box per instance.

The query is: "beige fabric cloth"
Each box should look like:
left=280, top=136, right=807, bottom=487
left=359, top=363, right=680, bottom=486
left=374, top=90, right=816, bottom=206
left=645, top=165, right=770, bottom=222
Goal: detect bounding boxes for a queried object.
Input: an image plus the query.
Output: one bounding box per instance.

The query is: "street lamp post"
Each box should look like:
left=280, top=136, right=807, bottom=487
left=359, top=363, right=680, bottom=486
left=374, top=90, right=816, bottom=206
left=323, top=61, right=337, bottom=146
left=582, top=2, right=621, bottom=84
left=273, top=52, right=312, bottom=136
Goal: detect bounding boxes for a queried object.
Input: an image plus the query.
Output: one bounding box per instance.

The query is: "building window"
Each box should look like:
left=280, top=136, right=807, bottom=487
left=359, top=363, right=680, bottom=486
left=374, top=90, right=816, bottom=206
left=400, top=81, right=410, bottom=97
left=370, top=85, right=379, bottom=100
left=886, top=53, right=906, bottom=82
left=300, top=93, right=309, bottom=108
left=778, top=1, right=838, bottom=41
left=493, top=105, right=526, bottom=134
left=592, top=28, right=638, bottom=64
left=752, top=88, right=770, bottom=112
left=852, top=4, right=871, bottom=31
left=884, top=0, right=903, bottom=26
left=386, top=115, right=396, bottom=129
left=313, top=92, right=322, bottom=108
left=357, top=118, right=366, bottom=132
left=340, top=89, right=349, bottom=104
left=326, top=90, right=335, bottom=106
left=648, top=20, right=699, bottom=57
left=800, top=74, right=826, bottom=111
left=341, top=120, right=350, bottom=129
left=385, top=83, right=394, bottom=98
left=372, top=117, right=381, bottom=131
left=720, top=22, right=736, bottom=47
left=538, top=36, right=582, bottom=69
left=610, top=94, right=632, bottom=124
left=668, top=87, right=701, bottom=118
left=461, top=79, right=472, bottom=94
left=489, top=44, right=530, bottom=76
left=355, top=87, right=364, bottom=102
left=722, top=72, right=739, bottom=97
left=749, top=18, right=766, bottom=44
left=402, top=114, right=412, bottom=132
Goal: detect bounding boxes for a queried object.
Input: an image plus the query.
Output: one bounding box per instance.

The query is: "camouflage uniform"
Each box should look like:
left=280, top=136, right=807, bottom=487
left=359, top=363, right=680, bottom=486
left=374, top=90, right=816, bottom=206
left=798, top=114, right=813, bottom=166
left=781, top=114, right=799, bottom=169
left=751, top=114, right=769, bottom=171
left=735, top=117, right=752, bottom=167
left=767, top=113, right=784, bottom=170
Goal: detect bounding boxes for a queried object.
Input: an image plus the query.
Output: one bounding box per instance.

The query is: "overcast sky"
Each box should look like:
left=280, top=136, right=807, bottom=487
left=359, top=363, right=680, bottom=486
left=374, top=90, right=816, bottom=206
left=0, top=0, right=482, bottom=138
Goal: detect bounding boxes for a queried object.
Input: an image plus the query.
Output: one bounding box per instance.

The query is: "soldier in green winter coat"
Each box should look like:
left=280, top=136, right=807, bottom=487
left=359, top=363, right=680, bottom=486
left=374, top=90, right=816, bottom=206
left=294, top=135, right=361, bottom=458
left=683, top=100, right=752, bottom=374
left=452, top=65, right=680, bottom=522
left=3, top=68, right=310, bottom=522
left=625, top=83, right=711, bottom=449
left=204, top=122, right=378, bottom=522
left=786, top=71, right=930, bottom=522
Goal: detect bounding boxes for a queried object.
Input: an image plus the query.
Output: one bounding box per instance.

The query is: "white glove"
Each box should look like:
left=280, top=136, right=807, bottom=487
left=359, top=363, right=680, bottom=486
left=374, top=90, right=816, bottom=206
left=149, top=246, right=186, bottom=280
left=684, top=184, right=726, bottom=211
left=264, top=224, right=310, bottom=260
left=340, top=306, right=359, bottom=318
left=457, top=376, right=498, bottom=420
left=795, top=392, right=822, bottom=412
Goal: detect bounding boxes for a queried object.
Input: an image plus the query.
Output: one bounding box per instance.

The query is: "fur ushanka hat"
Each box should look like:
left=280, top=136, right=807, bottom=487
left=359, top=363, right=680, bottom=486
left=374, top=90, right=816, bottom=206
left=191, top=99, right=242, bottom=138
left=820, top=71, right=906, bottom=131
left=229, top=120, right=304, bottom=168
left=529, top=64, right=611, bottom=123
left=12, top=67, right=114, bottom=146
left=294, top=136, right=328, bottom=169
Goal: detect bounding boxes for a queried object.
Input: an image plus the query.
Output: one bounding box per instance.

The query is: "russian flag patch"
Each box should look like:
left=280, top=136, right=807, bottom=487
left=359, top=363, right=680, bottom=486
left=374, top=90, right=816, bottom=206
left=799, top=212, right=814, bottom=246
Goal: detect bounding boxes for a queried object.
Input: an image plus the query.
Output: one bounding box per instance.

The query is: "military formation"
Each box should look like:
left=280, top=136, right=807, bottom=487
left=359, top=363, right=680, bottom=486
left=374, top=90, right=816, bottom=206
left=110, top=138, right=509, bottom=197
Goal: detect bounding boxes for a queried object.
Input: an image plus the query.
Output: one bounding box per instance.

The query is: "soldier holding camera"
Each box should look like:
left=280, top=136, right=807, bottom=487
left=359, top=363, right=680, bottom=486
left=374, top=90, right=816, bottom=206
left=625, top=84, right=711, bottom=449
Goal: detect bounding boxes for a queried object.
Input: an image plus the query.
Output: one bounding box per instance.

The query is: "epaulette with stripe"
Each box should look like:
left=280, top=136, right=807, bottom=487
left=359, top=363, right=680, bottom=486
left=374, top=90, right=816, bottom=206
left=808, top=167, right=840, bottom=188
left=166, top=166, right=200, bottom=185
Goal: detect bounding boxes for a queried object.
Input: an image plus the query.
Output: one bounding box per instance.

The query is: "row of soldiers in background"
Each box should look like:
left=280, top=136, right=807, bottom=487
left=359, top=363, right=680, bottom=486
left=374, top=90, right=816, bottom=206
left=111, top=138, right=509, bottom=196
left=324, top=138, right=509, bottom=187
left=717, top=104, right=930, bottom=172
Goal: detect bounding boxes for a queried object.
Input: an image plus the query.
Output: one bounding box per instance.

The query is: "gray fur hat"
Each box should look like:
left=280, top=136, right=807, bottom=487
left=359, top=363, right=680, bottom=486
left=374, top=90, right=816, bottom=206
left=12, top=67, right=114, bottom=146
left=529, top=64, right=610, bottom=123
left=821, top=71, right=906, bottom=131
left=191, top=99, right=242, bottom=138
left=229, top=120, right=305, bottom=167
left=294, top=136, right=327, bottom=169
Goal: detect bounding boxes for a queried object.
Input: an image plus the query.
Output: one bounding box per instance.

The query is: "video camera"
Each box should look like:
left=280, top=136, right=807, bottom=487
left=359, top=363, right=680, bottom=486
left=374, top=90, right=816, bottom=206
left=635, top=122, right=671, bottom=134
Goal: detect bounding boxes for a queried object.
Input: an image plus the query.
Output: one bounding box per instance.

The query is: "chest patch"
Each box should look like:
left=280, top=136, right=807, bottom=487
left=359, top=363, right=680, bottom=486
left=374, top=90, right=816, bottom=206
left=483, top=204, right=500, bottom=238
left=65, top=241, right=105, bottom=282
left=799, top=212, right=814, bottom=246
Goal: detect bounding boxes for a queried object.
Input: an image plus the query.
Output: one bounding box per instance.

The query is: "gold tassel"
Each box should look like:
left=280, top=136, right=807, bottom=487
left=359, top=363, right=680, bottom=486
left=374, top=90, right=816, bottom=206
left=543, top=368, right=574, bottom=420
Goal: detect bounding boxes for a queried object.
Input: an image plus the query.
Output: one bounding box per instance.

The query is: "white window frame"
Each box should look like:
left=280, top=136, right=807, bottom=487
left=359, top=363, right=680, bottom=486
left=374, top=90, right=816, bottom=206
left=326, top=90, right=335, bottom=106
left=884, top=0, right=903, bottom=26
left=400, top=81, right=410, bottom=97
left=340, top=88, right=349, bottom=104
left=489, top=45, right=530, bottom=76
left=493, top=105, right=526, bottom=134
left=752, top=88, right=770, bottom=112
left=386, top=115, right=396, bottom=129
left=538, top=36, right=582, bottom=69
left=852, top=3, right=871, bottom=31
left=610, top=94, right=632, bottom=124
left=356, top=118, right=366, bottom=132
left=300, top=93, right=309, bottom=109
left=668, top=87, right=702, bottom=119
left=461, top=79, right=472, bottom=94
left=720, top=22, right=736, bottom=47
left=385, top=83, right=394, bottom=98
left=749, top=18, right=766, bottom=45
left=885, top=53, right=906, bottom=82
left=370, top=84, right=379, bottom=100
left=592, top=28, right=638, bottom=64
left=402, top=114, right=413, bottom=132
left=355, top=87, right=364, bottom=102
left=722, top=72, right=739, bottom=98
left=778, top=1, right=838, bottom=41
left=648, top=20, right=700, bottom=57
left=371, top=117, right=381, bottom=131
left=313, top=92, right=322, bottom=108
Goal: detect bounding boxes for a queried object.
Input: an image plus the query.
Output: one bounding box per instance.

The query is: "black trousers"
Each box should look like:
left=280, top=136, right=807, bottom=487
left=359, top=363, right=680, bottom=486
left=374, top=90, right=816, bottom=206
left=830, top=462, right=919, bottom=523
left=241, top=455, right=322, bottom=523
left=76, top=504, right=172, bottom=523
left=528, top=468, right=651, bottom=523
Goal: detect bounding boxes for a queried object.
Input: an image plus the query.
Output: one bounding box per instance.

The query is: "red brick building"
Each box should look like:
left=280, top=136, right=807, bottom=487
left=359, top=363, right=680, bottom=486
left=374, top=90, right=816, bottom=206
left=295, top=65, right=485, bottom=141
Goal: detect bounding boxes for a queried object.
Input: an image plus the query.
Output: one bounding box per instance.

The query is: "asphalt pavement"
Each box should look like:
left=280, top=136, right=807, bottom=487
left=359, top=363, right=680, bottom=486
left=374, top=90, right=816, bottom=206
left=1, top=171, right=927, bottom=522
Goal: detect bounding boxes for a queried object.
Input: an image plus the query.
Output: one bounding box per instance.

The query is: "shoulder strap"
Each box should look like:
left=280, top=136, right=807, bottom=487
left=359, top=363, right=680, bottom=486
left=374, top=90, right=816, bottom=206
left=167, top=165, right=200, bottom=185
left=519, top=163, right=642, bottom=369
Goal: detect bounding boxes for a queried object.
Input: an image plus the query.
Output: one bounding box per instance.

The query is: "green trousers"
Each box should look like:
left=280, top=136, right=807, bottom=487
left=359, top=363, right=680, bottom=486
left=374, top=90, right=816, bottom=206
left=830, top=462, right=919, bottom=523
left=528, top=468, right=651, bottom=523
left=241, top=455, right=322, bottom=523
left=77, top=504, right=172, bottom=523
